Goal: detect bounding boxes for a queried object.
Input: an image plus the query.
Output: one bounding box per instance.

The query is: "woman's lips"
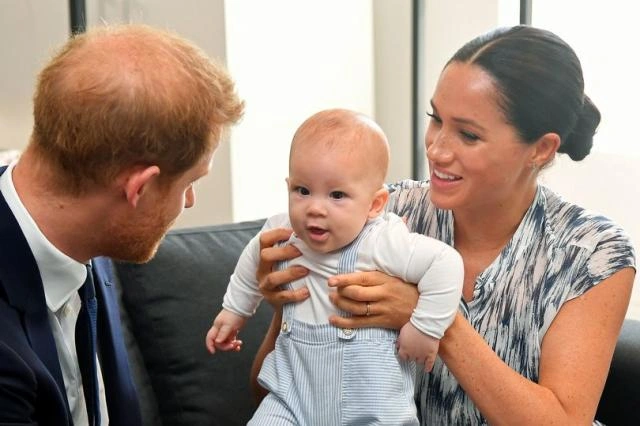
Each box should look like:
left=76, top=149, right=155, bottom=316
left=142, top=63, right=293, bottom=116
left=430, top=169, right=462, bottom=190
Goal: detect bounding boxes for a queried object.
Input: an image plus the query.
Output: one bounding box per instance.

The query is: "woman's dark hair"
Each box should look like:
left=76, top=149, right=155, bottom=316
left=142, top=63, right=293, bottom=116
left=448, top=25, right=600, bottom=161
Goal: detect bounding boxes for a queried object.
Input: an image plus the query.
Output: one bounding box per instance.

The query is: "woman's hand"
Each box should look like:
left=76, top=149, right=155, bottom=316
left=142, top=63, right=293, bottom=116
left=257, top=228, right=309, bottom=309
left=327, top=271, right=418, bottom=329
left=251, top=227, right=309, bottom=402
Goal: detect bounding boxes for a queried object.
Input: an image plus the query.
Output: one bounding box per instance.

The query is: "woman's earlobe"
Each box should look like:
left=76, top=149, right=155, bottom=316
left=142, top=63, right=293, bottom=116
left=532, top=132, right=561, bottom=167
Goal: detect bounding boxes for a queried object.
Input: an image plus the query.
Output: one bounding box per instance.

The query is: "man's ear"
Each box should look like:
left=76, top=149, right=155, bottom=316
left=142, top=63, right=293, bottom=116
left=368, top=187, right=389, bottom=219
left=121, top=165, right=161, bottom=208
left=531, top=132, right=561, bottom=169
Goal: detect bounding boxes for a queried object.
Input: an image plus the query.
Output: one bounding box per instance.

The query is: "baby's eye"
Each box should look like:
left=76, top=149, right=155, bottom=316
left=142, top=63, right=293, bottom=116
left=294, top=186, right=310, bottom=196
left=330, top=191, right=346, bottom=200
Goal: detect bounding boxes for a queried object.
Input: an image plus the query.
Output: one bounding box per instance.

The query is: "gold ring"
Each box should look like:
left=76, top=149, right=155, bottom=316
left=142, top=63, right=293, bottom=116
left=365, top=302, right=371, bottom=316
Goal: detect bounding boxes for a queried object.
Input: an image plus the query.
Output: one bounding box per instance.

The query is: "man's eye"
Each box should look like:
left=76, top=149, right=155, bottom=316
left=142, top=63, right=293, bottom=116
left=295, top=187, right=310, bottom=195
left=330, top=191, right=346, bottom=200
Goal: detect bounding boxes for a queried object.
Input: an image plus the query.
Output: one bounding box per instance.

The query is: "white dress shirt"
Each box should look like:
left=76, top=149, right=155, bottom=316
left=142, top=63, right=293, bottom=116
left=0, top=161, right=108, bottom=424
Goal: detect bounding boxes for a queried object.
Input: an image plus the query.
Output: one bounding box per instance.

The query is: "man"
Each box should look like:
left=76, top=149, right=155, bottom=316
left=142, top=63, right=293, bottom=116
left=0, top=24, right=244, bottom=425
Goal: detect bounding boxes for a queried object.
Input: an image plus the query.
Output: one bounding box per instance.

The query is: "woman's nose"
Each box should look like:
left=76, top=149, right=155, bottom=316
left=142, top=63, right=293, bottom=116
left=426, top=130, right=453, bottom=163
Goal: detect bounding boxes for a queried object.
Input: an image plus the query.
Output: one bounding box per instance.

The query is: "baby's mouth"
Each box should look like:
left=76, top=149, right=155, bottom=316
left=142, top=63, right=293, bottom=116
left=307, top=226, right=329, bottom=241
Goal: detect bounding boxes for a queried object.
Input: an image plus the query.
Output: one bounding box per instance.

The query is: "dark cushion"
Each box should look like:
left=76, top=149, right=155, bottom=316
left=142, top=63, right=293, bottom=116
left=596, top=319, right=640, bottom=425
left=114, top=219, right=271, bottom=426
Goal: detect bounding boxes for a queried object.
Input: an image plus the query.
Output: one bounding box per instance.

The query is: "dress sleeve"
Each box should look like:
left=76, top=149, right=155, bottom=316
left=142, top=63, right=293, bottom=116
left=567, top=221, right=636, bottom=300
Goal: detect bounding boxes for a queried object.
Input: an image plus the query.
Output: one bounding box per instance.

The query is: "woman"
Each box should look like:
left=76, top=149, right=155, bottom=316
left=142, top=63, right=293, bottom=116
left=252, top=26, right=636, bottom=424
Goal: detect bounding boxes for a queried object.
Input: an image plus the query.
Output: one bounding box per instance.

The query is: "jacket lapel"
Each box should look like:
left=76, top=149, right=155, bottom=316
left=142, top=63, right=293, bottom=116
left=93, top=256, right=142, bottom=425
left=0, top=166, right=70, bottom=413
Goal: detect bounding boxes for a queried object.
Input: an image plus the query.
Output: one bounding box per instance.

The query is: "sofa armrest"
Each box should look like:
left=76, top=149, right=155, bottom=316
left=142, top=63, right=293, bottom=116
left=596, top=318, right=640, bottom=424
left=113, top=219, right=271, bottom=426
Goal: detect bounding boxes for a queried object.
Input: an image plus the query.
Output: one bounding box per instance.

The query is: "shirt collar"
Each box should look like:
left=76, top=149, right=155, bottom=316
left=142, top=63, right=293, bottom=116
left=0, top=161, right=87, bottom=312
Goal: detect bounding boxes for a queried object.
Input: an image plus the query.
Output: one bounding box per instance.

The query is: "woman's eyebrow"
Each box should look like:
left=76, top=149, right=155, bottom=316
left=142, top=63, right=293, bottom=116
left=430, top=100, right=486, bottom=132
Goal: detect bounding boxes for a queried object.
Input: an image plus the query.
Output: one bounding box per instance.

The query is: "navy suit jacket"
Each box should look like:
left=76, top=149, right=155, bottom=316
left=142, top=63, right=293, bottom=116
left=0, top=166, right=142, bottom=425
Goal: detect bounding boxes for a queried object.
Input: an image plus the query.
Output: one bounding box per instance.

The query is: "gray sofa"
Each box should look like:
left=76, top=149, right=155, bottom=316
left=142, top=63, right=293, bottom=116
left=113, top=219, right=269, bottom=425
left=111, top=219, right=639, bottom=426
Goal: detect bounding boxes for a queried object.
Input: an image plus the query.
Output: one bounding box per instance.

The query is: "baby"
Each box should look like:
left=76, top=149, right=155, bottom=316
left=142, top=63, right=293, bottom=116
left=206, top=109, right=463, bottom=425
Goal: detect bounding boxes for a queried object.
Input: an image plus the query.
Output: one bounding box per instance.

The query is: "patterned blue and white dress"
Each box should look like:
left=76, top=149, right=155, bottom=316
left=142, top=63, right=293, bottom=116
left=386, top=180, right=636, bottom=426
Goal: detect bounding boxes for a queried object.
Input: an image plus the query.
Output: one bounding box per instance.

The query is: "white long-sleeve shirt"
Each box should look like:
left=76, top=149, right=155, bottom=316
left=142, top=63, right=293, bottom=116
left=223, top=212, right=463, bottom=339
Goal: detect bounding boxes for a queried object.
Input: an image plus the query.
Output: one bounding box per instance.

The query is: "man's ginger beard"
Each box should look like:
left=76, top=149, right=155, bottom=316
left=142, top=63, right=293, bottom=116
left=101, top=204, right=176, bottom=264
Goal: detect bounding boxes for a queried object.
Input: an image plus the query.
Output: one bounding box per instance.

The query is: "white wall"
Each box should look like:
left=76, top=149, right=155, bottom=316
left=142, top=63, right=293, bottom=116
left=0, top=0, right=233, bottom=228
left=418, top=0, right=504, bottom=177
left=86, top=0, right=233, bottom=228
left=420, top=0, right=639, bottom=319
left=372, top=0, right=412, bottom=183
left=0, top=1, right=68, bottom=152
left=2, top=2, right=636, bottom=317
left=530, top=1, right=640, bottom=319
left=224, top=0, right=376, bottom=222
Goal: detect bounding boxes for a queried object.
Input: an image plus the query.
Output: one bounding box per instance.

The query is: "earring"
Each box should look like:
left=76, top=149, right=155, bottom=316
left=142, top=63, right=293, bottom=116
left=531, top=163, right=540, bottom=173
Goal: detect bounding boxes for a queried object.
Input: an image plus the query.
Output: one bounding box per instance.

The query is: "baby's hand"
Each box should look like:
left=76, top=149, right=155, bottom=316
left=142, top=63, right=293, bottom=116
left=205, top=309, right=247, bottom=354
left=397, top=322, right=440, bottom=372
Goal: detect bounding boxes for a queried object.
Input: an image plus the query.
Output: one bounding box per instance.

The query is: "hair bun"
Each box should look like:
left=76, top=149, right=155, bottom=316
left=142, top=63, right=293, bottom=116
left=559, top=95, right=601, bottom=161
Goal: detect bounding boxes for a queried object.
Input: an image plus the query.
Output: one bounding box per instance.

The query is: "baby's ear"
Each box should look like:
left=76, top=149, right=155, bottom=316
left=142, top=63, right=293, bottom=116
left=368, top=187, right=389, bottom=219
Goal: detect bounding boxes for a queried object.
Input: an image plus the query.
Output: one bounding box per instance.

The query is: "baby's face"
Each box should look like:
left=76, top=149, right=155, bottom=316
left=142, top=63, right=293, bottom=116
left=287, top=143, right=380, bottom=254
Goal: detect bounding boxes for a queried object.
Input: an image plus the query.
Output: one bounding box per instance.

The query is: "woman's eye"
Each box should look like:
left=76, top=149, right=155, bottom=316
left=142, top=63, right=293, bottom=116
left=426, top=111, right=442, bottom=124
left=295, top=187, right=310, bottom=195
left=460, top=130, right=479, bottom=142
left=330, top=191, right=346, bottom=200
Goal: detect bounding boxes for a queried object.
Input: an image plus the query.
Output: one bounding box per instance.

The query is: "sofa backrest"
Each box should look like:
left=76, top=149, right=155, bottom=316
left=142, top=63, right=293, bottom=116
left=113, top=219, right=270, bottom=426
left=111, top=218, right=639, bottom=425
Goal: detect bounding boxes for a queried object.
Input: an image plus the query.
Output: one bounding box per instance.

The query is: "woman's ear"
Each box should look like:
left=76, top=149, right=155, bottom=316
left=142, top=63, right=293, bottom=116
left=121, top=165, right=161, bottom=208
left=368, top=187, right=389, bottom=219
left=531, top=132, right=561, bottom=169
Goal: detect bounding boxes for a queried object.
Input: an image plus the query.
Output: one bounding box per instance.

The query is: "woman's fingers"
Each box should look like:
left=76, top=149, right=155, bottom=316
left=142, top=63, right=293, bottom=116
left=259, top=265, right=307, bottom=292
left=328, top=271, right=419, bottom=330
left=328, top=312, right=382, bottom=329
left=266, top=286, right=310, bottom=305
left=257, top=228, right=297, bottom=280
left=259, top=227, right=294, bottom=250
left=260, top=242, right=301, bottom=264
left=256, top=227, right=309, bottom=308
left=259, top=265, right=309, bottom=307
left=328, top=270, right=389, bottom=289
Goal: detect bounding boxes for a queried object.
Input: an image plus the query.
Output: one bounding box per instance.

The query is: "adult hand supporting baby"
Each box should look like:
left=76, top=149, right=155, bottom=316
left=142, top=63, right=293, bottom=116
left=257, top=227, right=310, bottom=308
left=328, top=271, right=418, bottom=330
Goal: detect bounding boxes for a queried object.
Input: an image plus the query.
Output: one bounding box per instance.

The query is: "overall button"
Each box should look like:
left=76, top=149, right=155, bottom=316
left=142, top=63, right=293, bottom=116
left=281, top=321, right=289, bottom=332
left=342, top=328, right=353, bottom=336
